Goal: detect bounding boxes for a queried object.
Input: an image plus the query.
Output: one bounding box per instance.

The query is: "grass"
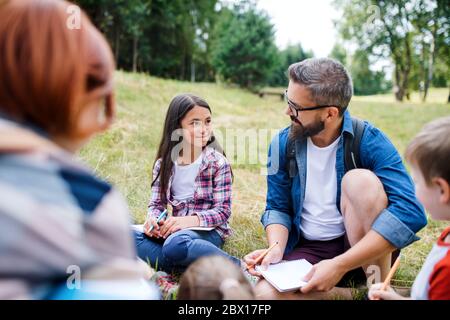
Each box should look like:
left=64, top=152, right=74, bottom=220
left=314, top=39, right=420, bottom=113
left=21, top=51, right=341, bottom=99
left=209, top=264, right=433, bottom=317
left=79, top=71, right=450, bottom=293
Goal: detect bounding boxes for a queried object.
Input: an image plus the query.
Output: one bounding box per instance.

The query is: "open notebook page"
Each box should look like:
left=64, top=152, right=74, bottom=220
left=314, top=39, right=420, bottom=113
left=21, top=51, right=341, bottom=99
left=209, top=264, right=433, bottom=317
left=255, top=259, right=313, bottom=292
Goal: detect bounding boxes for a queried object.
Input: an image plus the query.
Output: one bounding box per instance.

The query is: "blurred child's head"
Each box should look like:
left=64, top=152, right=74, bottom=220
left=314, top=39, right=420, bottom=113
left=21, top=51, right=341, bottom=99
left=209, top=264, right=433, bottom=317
left=0, top=0, right=115, bottom=152
left=405, top=116, right=450, bottom=220
left=178, top=255, right=255, bottom=300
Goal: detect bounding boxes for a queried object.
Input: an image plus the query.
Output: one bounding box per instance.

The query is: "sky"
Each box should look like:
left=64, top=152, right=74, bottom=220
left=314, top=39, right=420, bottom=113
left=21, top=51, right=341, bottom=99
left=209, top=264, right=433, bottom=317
left=256, top=0, right=339, bottom=57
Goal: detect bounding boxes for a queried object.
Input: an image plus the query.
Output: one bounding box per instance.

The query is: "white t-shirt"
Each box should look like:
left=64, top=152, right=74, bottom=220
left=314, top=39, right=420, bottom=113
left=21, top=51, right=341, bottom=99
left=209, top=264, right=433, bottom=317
left=299, top=137, right=346, bottom=241
left=171, top=153, right=203, bottom=201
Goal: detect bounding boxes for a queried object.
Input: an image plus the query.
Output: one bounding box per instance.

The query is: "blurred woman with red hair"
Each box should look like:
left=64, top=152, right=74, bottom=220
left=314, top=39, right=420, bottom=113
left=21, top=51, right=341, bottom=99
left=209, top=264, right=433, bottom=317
left=0, top=0, right=157, bottom=299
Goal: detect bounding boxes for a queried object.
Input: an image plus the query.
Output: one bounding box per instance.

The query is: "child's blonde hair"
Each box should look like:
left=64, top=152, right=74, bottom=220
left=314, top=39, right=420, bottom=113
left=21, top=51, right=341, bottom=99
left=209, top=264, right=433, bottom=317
left=405, top=116, right=450, bottom=185
left=178, top=255, right=255, bottom=300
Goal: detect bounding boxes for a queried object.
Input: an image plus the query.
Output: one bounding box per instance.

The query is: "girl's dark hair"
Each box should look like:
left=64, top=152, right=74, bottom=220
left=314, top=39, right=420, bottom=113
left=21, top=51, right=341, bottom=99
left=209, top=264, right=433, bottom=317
left=152, top=94, right=229, bottom=199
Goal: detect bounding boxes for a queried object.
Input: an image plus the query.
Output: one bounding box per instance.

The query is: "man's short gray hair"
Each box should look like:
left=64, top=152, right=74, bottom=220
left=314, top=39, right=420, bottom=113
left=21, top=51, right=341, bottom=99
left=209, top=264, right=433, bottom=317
left=288, top=58, right=353, bottom=115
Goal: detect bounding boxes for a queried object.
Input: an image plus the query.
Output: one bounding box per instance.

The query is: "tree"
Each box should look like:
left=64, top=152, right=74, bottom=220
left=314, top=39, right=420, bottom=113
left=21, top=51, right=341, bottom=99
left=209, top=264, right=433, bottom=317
left=268, top=44, right=314, bottom=87
left=350, top=50, right=392, bottom=95
left=210, top=2, right=278, bottom=90
left=120, top=0, right=151, bottom=72
left=329, top=43, right=348, bottom=66
left=410, top=0, right=450, bottom=101
left=329, top=44, right=391, bottom=95
left=334, top=0, right=449, bottom=102
left=335, top=0, right=413, bottom=101
left=74, top=0, right=219, bottom=81
left=72, top=0, right=123, bottom=63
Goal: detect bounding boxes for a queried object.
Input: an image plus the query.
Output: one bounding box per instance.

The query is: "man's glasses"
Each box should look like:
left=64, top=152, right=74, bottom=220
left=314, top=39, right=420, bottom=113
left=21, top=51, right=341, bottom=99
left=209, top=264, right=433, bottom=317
left=284, top=90, right=339, bottom=118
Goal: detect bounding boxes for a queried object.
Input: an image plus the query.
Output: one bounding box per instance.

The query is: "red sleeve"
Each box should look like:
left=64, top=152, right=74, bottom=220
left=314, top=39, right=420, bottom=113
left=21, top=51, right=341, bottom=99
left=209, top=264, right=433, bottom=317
left=429, top=250, right=450, bottom=300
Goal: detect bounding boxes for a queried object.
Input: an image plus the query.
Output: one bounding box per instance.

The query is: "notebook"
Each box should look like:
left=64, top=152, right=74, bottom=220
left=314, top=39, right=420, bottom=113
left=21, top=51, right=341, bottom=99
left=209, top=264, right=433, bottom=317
left=255, top=259, right=313, bottom=292
left=132, top=224, right=214, bottom=233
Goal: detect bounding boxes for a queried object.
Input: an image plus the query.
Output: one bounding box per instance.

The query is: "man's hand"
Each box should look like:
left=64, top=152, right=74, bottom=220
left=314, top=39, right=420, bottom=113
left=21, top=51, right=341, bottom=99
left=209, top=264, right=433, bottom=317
left=300, top=258, right=347, bottom=293
left=159, top=216, right=200, bottom=238
left=243, top=246, right=284, bottom=276
left=300, top=230, right=395, bottom=294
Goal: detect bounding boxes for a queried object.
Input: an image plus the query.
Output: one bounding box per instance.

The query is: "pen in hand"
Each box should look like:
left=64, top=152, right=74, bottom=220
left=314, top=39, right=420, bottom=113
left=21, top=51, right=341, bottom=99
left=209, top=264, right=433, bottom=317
left=381, top=255, right=401, bottom=291
left=372, top=254, right=401, bottom=300
left=245, top=241, right=279, bottom=272
left=147, top=209, right=168, bottom=233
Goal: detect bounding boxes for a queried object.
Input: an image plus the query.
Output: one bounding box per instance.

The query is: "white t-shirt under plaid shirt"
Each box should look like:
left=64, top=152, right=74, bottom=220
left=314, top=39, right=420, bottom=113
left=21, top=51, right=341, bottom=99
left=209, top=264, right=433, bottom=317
left=147, top=147, right=233, bottom=240
left=171, top=153, right=203, bottom=201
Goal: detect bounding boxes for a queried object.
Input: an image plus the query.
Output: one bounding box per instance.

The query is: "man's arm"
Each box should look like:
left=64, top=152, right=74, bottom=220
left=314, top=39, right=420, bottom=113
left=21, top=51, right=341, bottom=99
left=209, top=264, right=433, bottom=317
left=245, top=129, right=293, bottom=274
left=301, top=230, right=395, bottom=293
left=266, top=224, right=289, bottom=252
left=335, top=230, right=395, bottom=270
left=362, top=126, right=427, bottom=249
left=263, top=224, right=289, bottom=265
left=261, top=129, right=294, bottom=234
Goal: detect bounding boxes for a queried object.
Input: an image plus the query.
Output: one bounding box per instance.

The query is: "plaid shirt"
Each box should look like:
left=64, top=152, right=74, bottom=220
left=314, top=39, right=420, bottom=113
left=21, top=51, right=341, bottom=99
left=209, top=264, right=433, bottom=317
left=147, top=147, right=233, bottom=239
left=0, top=118, right=150, bottom=299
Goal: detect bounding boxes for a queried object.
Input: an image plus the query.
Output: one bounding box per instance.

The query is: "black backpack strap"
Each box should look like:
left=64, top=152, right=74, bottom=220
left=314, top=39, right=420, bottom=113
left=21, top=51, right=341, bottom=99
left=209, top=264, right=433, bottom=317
left=344, top=117, right=365, bottom=172
left=286, top=128, right=298, bottom=178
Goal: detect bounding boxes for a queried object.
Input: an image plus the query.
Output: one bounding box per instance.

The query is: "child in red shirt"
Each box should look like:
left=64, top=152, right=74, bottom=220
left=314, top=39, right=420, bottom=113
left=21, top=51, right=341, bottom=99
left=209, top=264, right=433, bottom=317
left=369, top=116, right=450, bottom=300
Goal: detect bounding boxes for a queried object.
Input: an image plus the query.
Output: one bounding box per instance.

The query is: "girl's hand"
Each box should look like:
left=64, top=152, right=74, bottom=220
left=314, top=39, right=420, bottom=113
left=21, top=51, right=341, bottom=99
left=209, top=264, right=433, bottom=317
left=143, top=217, right=162, bottom=238
left=368, top=283, right=406, bottom=300
left=159, top=216, right=200, bottom=238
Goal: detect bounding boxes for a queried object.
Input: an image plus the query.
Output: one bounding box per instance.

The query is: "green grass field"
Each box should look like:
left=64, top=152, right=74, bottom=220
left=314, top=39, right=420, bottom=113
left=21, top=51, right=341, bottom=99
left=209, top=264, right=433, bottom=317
left=80, top=71, right=450, bottom=292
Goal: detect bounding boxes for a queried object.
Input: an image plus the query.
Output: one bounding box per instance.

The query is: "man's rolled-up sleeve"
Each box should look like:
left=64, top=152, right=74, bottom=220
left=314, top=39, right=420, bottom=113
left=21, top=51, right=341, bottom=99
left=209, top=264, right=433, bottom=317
left=363, top=128, right=427, bottom=249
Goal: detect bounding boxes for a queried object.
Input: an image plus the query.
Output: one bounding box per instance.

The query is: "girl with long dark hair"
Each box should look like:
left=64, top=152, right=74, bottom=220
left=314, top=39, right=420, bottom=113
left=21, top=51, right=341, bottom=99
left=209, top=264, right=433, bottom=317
left=134, top=94, right=240, bottom=271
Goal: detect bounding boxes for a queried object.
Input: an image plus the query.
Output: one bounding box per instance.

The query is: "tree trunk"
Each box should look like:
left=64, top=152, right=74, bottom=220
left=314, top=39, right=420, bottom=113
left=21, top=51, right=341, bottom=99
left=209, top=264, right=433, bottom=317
left=394, top=65, right=404, bottom=102
left=447, top=87, right=450, bottom=104
left=403, top=33, right=412, bottom=101
left=419, top=39, right=426, bottom=99
left=191, top=61, right=196, bottom=82
left=114, top=29, right=120, bottom=67
left=132, top=35, right=138, bottom=73
left=422, top=27, right=437, bottom=103
left=179, top=39, right=186, bottom=80
left=395, top=86, right=405, bottom=102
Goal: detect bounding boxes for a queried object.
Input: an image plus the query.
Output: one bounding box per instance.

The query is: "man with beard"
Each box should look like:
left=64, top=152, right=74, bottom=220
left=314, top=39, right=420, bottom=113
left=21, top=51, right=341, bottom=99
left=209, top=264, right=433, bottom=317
left=244, top=58, right=427, bottom=299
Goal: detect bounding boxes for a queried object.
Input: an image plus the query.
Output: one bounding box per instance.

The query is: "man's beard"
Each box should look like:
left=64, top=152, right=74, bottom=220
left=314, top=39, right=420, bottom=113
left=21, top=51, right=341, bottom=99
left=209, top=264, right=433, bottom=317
left=289, top=115, right=325, bottom=140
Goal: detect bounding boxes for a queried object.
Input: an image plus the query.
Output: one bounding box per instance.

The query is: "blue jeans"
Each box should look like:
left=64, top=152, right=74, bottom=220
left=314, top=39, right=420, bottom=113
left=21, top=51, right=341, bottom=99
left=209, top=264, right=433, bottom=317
left=134, top=229, right=240, bottom=272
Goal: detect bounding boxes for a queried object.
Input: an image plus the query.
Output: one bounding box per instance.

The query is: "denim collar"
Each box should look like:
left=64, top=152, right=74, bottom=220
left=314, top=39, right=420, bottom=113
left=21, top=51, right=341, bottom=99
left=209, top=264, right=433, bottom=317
left=341, top=109, right=354, bottom=137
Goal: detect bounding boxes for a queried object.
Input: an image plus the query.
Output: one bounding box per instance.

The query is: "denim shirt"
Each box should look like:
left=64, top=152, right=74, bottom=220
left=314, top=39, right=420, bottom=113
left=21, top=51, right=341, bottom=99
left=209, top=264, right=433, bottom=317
left=261, top=110, right=427, bottom=254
